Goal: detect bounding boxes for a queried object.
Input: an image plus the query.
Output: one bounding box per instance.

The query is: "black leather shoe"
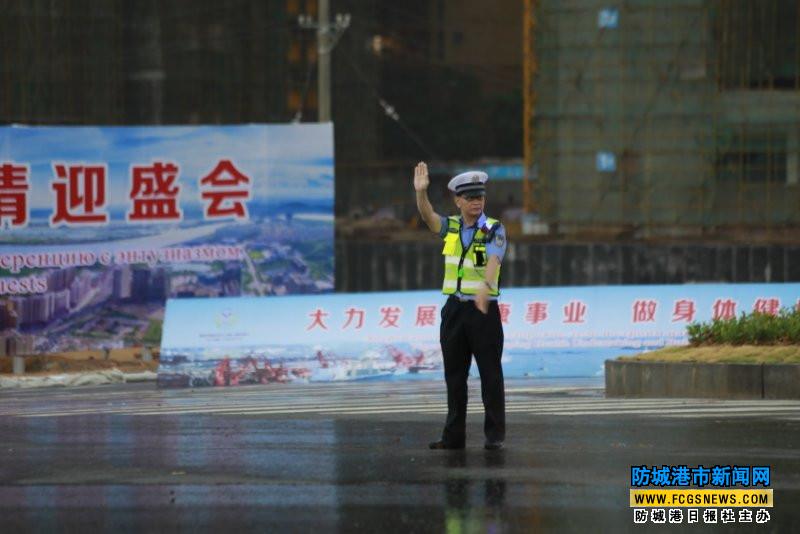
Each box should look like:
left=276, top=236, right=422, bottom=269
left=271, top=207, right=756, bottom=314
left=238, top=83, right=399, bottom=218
left=429, top=440, right=465, bottom=450
left=484, top=440, right=504, bottom=451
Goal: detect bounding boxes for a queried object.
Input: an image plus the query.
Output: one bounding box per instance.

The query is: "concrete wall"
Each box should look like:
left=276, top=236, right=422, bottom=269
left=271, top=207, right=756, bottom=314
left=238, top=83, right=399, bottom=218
left=606, top=360, right=800, bottom=399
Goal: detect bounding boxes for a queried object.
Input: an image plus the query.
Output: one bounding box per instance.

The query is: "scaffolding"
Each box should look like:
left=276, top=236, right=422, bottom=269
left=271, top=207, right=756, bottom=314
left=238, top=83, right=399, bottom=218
left=524, top=0, right=800, bottom=242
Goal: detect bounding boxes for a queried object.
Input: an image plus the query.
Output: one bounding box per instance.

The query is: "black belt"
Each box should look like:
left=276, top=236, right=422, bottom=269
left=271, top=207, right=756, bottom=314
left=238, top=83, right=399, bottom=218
left=448, top=295, right=498, bottom=303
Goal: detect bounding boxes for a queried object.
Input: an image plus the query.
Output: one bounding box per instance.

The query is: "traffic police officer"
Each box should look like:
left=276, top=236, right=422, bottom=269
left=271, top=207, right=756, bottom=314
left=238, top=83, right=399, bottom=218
left=414, top=161, right=507, bottom=450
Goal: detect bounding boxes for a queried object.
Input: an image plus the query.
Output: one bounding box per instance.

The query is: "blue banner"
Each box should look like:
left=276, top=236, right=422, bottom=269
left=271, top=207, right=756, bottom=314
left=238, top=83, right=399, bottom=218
left=158, top=283, right=800, bottom=387
left=0, top=124, right=334, bottom=353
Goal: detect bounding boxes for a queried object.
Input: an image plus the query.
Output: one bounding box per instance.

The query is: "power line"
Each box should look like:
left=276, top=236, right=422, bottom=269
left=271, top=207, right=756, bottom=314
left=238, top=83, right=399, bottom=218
left=340, top=51, right=439, bottom=161
left=346, top=18, right=522, bottom=89
left=292, top=53, right=316, bottom=123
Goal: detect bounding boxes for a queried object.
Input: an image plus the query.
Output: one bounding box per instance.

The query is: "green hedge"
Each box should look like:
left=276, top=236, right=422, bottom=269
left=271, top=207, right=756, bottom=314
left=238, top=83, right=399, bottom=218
left=142, top=319, right=163, bottom=346
left=688, top=308, right=800, bottom=346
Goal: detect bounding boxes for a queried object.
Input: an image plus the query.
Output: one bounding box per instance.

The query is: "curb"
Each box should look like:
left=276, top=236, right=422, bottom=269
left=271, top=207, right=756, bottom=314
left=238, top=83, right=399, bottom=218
left=605, top=360, right=800, bottom=399
left=0, top=370, right=158, bottom=389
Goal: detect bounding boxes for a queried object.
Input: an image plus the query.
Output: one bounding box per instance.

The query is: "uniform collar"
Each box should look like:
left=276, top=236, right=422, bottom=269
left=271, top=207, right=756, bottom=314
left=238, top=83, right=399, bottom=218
left=459, top=213, right=484, bottom=229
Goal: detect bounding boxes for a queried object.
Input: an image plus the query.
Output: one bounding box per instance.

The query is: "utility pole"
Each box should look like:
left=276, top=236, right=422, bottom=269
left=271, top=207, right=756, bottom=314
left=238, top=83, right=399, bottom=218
left=298, top=1, right=351, bottom=123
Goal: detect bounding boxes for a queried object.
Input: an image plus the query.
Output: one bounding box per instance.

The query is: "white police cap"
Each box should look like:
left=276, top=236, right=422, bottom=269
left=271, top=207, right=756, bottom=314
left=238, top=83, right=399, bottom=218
left=447, top=171, right=489, bottom=196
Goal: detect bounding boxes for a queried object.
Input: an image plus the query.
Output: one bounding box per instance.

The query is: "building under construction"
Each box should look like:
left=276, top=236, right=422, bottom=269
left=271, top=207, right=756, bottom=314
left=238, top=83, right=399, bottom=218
left=524, top=0, right=800, bottom=241
left=3, top=1, right=800, bottom=289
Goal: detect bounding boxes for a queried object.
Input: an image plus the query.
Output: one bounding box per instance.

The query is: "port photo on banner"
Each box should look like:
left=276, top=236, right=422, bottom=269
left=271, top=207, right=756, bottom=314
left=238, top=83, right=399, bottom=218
left=0, top=124, right=334, bottom=354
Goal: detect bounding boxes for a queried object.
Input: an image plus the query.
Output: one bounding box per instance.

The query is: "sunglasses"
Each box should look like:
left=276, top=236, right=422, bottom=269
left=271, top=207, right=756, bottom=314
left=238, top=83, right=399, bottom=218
left=463, top=193, right=485, bottom=201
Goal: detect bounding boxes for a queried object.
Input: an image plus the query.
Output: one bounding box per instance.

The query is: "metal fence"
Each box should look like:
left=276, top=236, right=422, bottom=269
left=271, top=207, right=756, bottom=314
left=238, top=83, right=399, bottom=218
left=336, top=239, right=800, bottom=292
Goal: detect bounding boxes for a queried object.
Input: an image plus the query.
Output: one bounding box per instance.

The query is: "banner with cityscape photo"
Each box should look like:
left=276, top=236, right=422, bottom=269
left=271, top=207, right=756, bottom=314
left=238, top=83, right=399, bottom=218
left=158, top=283, right=800, bottom=387
left=0, top=124, right=334, bottom=354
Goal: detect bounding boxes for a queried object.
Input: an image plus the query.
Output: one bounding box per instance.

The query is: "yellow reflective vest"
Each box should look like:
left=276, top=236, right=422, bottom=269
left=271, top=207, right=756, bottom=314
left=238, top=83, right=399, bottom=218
left=441, top=215, right=501, bottom=296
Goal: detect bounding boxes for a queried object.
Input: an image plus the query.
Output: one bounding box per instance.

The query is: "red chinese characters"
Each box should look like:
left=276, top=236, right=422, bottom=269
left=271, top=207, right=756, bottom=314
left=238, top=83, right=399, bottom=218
left=525, top=302, right=548, bottom=325
left=0, top=162, right=29, bottom=229
left=712, top=298, right=737, bottom=320
left=0, top=158, right=258, bottom=226
left=199, top=160, right=251, bottom=220
left=343, top=308, right=365, bottom=329
left=563, top=300, right=587, bottom=323
left=415, top=305, right=437, bottom=327
left=672, top=299, right=696, bottom=322
left=379, top=306, right=402, bottom=328
left=128, top=162, right=182, bottom=222
left=307, top=308, right=329, bottom=330
left=632, top=299, right=657, bottom=323
left=498, top=303, right=511, bottom=324
left=753, top=298, right=780, bottom=316
left=50, top=163, right=109, bottom=226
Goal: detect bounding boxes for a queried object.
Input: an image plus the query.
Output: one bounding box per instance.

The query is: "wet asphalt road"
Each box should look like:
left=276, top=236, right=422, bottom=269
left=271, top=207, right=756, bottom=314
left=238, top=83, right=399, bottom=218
left=1, top=378, right=798, bottom=533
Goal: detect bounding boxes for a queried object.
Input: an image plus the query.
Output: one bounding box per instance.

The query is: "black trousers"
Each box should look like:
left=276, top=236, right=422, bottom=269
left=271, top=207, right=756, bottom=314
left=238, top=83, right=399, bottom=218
left=439, top=295, right=505, bottom=445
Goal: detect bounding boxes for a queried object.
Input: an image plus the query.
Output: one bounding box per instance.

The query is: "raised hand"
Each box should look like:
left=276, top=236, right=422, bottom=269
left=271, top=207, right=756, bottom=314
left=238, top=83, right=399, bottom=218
left=414, top=161, right=429, bottom=192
